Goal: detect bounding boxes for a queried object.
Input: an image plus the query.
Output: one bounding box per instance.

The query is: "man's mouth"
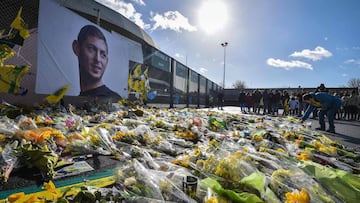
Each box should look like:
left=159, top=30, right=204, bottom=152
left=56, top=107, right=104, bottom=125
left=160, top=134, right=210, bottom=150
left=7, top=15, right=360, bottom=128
left=92, top=65, right=102, bottom=73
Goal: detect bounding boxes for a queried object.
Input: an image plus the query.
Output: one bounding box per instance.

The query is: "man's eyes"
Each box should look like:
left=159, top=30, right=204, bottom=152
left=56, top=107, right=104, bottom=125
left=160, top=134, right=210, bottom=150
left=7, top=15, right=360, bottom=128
left=86, top=45, right=107, bottom=58
left=100, top=52, right=107, bottom=58
left=86, top=45, right=96, bottom=52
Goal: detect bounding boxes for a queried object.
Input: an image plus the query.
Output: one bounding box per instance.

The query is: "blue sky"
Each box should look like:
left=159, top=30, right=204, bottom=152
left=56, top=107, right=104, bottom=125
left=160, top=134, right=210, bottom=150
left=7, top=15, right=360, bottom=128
left=96, top=0, right=360, bottom=88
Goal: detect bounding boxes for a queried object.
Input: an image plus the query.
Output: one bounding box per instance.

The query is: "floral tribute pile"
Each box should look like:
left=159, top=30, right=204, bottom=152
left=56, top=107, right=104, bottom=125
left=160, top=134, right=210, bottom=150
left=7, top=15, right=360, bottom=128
left=0, top=102, right=359, bottom=203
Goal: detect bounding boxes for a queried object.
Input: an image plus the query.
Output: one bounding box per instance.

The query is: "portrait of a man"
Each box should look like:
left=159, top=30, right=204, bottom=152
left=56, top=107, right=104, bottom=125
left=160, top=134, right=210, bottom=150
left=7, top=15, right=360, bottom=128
left=72, top=25, right=121, bottom=100
left=36, top=0, right=138, bottom=99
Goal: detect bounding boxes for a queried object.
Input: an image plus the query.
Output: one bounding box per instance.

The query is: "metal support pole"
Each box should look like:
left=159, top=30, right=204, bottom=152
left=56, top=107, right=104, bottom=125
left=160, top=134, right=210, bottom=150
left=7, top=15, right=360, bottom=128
left=94, top=8, right=100, bottom=25
left=221, top=42, right=228, bottom=90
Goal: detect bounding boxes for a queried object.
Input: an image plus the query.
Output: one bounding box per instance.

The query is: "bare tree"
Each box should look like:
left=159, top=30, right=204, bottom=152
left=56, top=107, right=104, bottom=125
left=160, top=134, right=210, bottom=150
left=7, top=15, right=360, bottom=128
left=232, top=80, right=247, bottom=89
left=348, top=78, right=360, bottom=88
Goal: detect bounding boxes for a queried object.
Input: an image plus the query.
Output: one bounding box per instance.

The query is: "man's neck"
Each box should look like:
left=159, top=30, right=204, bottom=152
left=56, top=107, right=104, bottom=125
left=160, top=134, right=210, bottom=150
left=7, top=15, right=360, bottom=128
left=80, top=80, right=104, bottom=92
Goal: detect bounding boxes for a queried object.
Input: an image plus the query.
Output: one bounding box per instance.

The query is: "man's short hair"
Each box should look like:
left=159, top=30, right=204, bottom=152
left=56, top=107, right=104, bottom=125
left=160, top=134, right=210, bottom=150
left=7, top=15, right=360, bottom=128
left=77, top=25, right=107, bottom=48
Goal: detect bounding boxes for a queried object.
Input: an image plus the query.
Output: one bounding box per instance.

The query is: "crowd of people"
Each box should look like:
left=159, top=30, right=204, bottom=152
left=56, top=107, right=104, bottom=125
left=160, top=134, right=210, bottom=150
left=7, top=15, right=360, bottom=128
left=234, top=84, right=360, bottom=123
left=228, top=84, right=359, bottom=133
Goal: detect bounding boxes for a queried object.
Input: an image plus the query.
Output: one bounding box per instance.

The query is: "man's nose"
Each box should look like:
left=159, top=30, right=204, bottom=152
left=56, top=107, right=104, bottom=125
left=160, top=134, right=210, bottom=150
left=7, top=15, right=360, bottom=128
left=94, top=50, right=104, bottom=62
left=94, top=51, right=102, bottom=62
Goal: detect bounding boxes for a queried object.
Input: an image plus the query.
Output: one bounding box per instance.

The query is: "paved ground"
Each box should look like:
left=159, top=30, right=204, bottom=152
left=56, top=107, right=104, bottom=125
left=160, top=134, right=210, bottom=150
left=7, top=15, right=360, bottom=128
left=214, top=106, right=360, bottom=152
left=308, top=118, right=360, bottom=151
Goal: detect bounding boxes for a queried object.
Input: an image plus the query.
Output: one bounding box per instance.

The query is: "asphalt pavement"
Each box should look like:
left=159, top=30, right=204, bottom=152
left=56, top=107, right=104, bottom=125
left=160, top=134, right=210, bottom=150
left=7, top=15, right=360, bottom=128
left=307, top=118, right=360, bottom=151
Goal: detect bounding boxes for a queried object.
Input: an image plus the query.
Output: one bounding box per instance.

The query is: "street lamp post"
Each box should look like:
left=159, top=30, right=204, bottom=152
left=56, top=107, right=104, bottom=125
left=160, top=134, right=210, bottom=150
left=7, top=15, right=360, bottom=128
left=221, top=42, right=228, bottom=90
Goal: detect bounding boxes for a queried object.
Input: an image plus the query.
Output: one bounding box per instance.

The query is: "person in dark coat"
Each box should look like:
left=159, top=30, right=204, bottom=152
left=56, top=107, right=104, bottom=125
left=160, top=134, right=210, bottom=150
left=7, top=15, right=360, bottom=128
left=217, top=92, right=224, bottom=110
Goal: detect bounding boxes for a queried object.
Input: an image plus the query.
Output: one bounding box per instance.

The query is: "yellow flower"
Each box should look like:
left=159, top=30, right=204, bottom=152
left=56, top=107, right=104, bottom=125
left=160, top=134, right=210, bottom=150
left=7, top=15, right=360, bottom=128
left=7, top=192, right=25, bottom=203
left=194, top=147, right=201, bottom=157
left=297, top=152, right=310, bottom=161
left=45, top=117, right=54, bottom=125
left=44, top=180, right=57, bottom=193
left=35, top=115, right=43, bottom=123
left=312, top=141, right=324, bottom=149
left=24, top=195, right=44, bottom=203
left=36, top=131, right=52, bottom=144
left=304, top=147, right=313, bottom=153
left=214, top=156, right=241, bottom=182
left=0, top=133, right=6, bottom=142
left=276, top=148, right=286, bottom=153
left=171, top=159, right=189, bottom=168
left=154, top=136, right=162, bottom=145
left=234, top=151, right=242, bottom=158
left=329, top=146, right=337, bottom=154
left=209, top=139, right=219, bottom=147
left=160, top=180, right=173, bottom=191
left=232, top=130, right=240, bottom=137
left=43, top=180, right=60, bottom=199
left=259, top=147, right=266, bottom=152
left=143, top=133, right=151, bottom=143
left=205, top=196, right=219, bottom=203
left=272, top=169, right=291, bottom=178
left=285, top=188, right=310, bottom=203
left=319, top=146, right=329, bottom=154
left=252, top=134, right=263, bottom=142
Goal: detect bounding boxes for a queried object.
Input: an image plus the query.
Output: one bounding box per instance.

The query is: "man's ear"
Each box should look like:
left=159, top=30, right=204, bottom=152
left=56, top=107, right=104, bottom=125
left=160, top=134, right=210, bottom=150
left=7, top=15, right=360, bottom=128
left=72, top=40, right=79, bottom=56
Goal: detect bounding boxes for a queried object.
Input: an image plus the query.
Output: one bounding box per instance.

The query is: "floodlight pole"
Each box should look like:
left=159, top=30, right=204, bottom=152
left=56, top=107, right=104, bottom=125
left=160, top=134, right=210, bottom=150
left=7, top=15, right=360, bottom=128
left=221, top=42, right=228, bottom=90
left=94, top=8, right=100, bottom=25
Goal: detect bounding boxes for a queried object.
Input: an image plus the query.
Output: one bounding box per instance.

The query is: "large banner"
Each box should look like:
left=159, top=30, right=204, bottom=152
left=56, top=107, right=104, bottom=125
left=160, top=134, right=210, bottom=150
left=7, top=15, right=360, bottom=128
left=36, top=0, right=142, bottom=98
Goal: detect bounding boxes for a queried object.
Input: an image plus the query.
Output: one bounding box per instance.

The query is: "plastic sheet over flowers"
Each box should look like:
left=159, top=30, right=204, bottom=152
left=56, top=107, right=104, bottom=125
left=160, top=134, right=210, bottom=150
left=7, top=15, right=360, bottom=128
left=0, top=104, right=359, bottom=202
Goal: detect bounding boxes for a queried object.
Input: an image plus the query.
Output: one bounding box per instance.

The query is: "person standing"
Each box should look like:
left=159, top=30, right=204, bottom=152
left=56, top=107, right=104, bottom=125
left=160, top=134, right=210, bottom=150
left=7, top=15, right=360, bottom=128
left=245, top=92, right=253, bottom=113
left=262, top=89, right=269, bottom=115
left=282, top=90, right=290, bottom=116
left=297, top=90, right=305, bottom=117
left=342, top=92, right=350, bottom=120
left=272, top=90, right=281, bottom=116
left=288, top=96, right=299, bottom=116
left=347, top=90, right=359, bottom=120
left=72, top=25, right=121, bottom=100
left=217, top=91, right=224, bottom=110
left=301, top=92, right=342, bottom=133
left=267, top=90, right=274, bottom=115
left=252, top=89, right=262, bottom=114
left=238, top=90, right=246, bottom=112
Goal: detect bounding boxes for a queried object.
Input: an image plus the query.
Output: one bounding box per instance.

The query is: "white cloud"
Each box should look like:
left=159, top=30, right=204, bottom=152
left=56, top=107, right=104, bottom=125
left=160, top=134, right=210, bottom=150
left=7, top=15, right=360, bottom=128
left=96, top=0, right=150, bottom=29
left=174, top=53, right=184, bottom=58
left=290, top=46, right=332, bottom=61
left=150, top=11, right=197, bottom=32
left=342, top=73, right=348, bottom=77
left=344, top=59, right=360, bottom=65
left=267, top=58, right=313, bottom=70
left=199, top=67, right=208, bottom=74
left=131, top=0, right=145, bottom=6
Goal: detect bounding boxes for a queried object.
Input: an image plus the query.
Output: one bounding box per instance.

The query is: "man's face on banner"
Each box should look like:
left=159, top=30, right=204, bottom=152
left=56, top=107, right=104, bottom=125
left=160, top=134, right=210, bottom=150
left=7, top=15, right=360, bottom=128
left=78, top=36, right=108, bottom=83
